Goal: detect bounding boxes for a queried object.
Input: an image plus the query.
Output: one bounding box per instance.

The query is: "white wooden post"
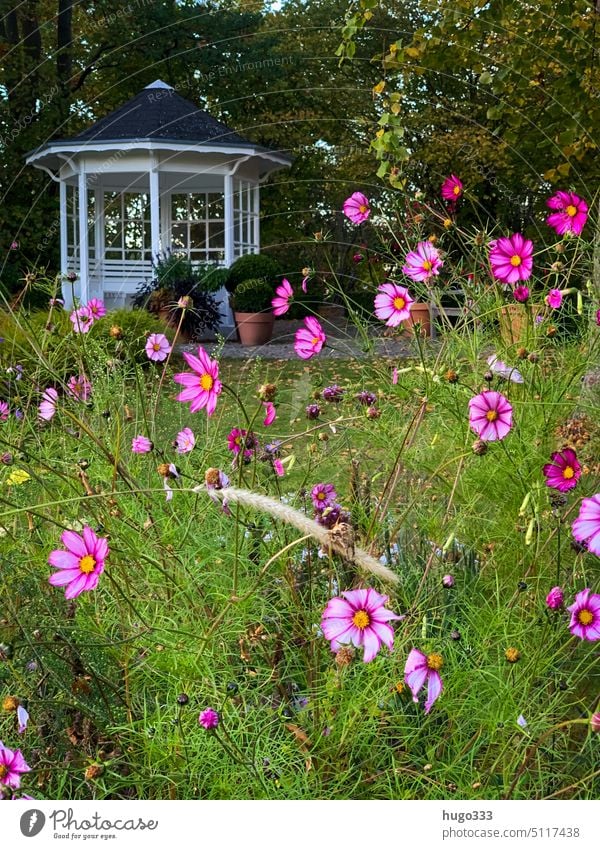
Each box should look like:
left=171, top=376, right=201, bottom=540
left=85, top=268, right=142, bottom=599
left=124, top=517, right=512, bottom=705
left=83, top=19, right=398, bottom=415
left=224, top=173, right=234, bottom=267
left=149, top=154, right=160, bottom=262
left=94, top=187, right=103, bottom=300
left=253, top=184, right=260, bottom=252
left=59, top=179, right=72, bottom=307
left=77, top=165, right=89, bottom=305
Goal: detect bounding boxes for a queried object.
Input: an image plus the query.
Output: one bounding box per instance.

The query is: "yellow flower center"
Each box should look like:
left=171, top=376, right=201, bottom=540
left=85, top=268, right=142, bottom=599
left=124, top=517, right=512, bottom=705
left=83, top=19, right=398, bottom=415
left=486, top=409, right=498, bottom=422
left=153, top=343, right=161, bottom=352
left=352, top=610, right=370, bottom=629
left=510, top=255, right=522, bottom=267
left=200, top=373, right=214, bottom=391
left=359, top=204, right=367, bottom=213
left=563, top=466, right=575, bottom=479
left=578, top=609, right=594, bottom=626
left=311, top=336, right=320, bottom=346
left=317, top=491, right=326, bottom=500
left=453, top=185, right=461, bottom=196
left=427, top=652, right=443, bottom=671
left=0, top=765, right=8, bottom=779
left=393, top=296, right=406, bottom=310
left=79, top=555, right=96, bottom=574
left=566, top=204, right=577, bottom=217
left=422, top=260, right=433, bottom=271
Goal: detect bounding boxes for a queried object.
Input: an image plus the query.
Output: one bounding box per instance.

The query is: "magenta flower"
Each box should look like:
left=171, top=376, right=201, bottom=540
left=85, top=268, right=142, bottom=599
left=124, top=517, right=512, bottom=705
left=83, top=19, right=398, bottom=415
left=374, top=283, right=414, bottom=327
left=198, top=708, right=219, bottom=730
left=441, top=174, right=463, bottom=202
left=227, top=427, right=248, bottom=455
left=546, top=191, right=588, bottom=237
left=321, top=588, right=403, bottom=663
left=489, top=234, right=534, bottom=284
left=38, top=388, right=58, bottom=421
left=0, top=401, right=9, bottom=422
left=546, top=586, right=564, bottom=610
left=468, top=390, right=513, bottom=441
left=513, top=285, right=530, bottom=303
left=402, top=241, right=443, bottom=282
left=0, top=743, right=30, bottom=789
left=273, top=459, right=285, bottom=477
left=294, top=316, right=326, bottom=360
left=543, top=448, right=581, bottom=493
left=392, top=367, right=398, bottom=385
left=311, top=482, right=337, bottom=511
left=567, top=588, right=600, bottom=640
left=404, top=648, right=444, bottom=713
left=545, top=289, right=563, bottom=309
left=145, top=333, right=171, bottom=362
left=175, top=427, right=195, bottom=454
left=173, top=347, right=222, bottom=416
left=70, top=306, right=93, bottom=334
left=572, top=494, right=600, bottom=557
left=271, top=279, right=293, bottom=316
left=48, top=527, right=108, bottom=600
left=86, top=298, right=106, bottom=321
left=596, top=308, right=600, bottom=326
left=343, top=191, right=370, bottom=224
left=263, top=402, right=276, bottom=426
left=66, top=374, right=91, bottom=402
left=131, top=435, right=153, bottom=454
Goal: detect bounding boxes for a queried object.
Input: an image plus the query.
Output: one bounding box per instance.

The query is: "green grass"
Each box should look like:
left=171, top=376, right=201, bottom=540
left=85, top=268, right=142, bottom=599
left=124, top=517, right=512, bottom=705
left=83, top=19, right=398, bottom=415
left=0, top=309, right=599, bottom=800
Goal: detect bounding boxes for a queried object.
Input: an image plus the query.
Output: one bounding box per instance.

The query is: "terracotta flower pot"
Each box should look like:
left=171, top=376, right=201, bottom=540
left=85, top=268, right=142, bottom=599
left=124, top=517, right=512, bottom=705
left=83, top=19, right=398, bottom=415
left=404, top=302, right=431, bottom=336
left=234, top=311, right=275, bottom=346
left=499, top=304, right=542, bottom=345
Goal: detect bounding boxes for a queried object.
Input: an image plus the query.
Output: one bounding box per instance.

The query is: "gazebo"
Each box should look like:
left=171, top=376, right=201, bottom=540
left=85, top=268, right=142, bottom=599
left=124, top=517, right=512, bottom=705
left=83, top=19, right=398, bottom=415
left=26, top=80, right=291, bottom=326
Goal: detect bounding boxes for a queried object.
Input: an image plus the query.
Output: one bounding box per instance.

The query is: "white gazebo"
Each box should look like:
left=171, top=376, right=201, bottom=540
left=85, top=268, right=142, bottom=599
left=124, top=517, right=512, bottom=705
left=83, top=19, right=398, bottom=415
left=26, top=80, right=291, bottom=328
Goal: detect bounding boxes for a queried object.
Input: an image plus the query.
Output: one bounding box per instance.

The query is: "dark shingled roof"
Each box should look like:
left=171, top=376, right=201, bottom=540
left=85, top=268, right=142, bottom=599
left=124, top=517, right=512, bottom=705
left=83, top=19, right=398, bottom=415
left=71, top=83, right=254, bottom=147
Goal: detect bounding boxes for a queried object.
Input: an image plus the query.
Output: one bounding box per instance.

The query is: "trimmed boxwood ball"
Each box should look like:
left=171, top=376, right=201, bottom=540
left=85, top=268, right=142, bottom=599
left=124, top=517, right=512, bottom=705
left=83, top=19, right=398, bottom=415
left=231, top=278, right=274, bottom=313
left=225, top=254, right=282, bottom=293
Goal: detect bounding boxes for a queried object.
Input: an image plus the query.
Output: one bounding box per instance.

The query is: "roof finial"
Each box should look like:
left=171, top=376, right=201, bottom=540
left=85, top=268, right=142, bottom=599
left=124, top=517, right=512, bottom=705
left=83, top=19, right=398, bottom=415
left=145, top=80, right=174, bottom=90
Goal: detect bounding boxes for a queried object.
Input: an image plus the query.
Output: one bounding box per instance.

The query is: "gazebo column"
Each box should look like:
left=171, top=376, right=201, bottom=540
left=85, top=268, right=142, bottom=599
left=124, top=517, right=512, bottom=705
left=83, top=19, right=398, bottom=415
left=78, top=166, right=90, bottom=305
left=149, top=155, right=161, bottom=261
left=59, top=180, right=72, bottom=308
left=224, top=173, right=234, bottom=266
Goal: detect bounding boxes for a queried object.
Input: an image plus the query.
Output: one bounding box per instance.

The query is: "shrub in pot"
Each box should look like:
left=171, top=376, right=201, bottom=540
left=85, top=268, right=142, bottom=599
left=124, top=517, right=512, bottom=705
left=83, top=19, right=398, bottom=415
left=231, top=278, right=275, bottom=346
left=225, top=254, right=282, bottom=294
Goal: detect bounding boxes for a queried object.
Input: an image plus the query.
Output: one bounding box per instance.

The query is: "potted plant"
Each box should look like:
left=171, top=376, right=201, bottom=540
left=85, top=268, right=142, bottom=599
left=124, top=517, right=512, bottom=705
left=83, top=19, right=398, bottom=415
left=231, top=278, right=275, bottom=345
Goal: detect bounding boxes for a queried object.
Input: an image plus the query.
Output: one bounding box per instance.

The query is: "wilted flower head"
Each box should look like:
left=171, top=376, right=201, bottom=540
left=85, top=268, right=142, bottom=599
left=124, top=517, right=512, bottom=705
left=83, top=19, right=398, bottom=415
left=131, top=435, right=153, bottom=454
left=442, top=574, right=455, bottom=588
left=356, top=390, right=377, bottom=406
left=404, top=649, right=443, bottom=713
left=487, top=355, right=524, bottom=384
left=322, top=384, right=344, bottom=403
left=545, top=289, right=563, bottom=309
left=513, top=285, right=530, bottom=303
left=263, top=402, right=276, bottom=426
left=321, top=588, right=403, bottom=663
left=306, top=403, right=321, bottom=420
left=258, top=383, right=277, bottom=402
left=315, top=503, right=351, bottom=529
left=205, top=468, right=231, bottom=515
left=546, top=586, right=564, bottom=610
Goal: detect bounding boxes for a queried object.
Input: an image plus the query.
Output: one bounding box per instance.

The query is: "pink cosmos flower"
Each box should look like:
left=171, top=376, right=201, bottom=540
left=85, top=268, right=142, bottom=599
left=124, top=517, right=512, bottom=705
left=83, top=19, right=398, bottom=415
left=489, top=234, right=534, bottom=284
left=173, top=347, right=222, bottom=416
left=145, top=333, right=171, bottom=362
left=513, top=285, right=530, bottom=303
left=0, top=401, right=9, bottom=422
left=546, top=191, right=588, bottom=237
left=487, top=355, right=524, bottom=384
left=198, top=708, right=219, bottom=729
left=596, top=308, right=600, bottom=326
left=48, top=527, right=108, bottom=600
left=10, top=240, right=18, bottom=250
left=374, top=283, right=414, bottom=327
left=263, top=402, right=276, bottom=426
left=294, top=316, right=326, bottom=360
left=273, top=459, right=285, bottom=477
left=271, top=279, right=293, bottom=316
left=131, top=435, right=153, bottom=454
left=66, top=374, right=91, bottom=402
left=38, top=388, right=58, bottom=421
left=175, top=427, right=195, bottom=454
left=311, top=482, right=337, bottom=511
left=567, top=588, right=600, bottom=641
left=402, top=241, right=443, bottom=282
left=343, top=192, right=370, bottom=224
left=441, top=174, right=463, bottom=202
left=546, top=586, right=564, bottom=610
left=227, top=427, right=248, bottom=455
left=572, top=494, right=600, bottom=557
left=70, top=306, right=93, bottom=334
left=86, top=298, right=106, bottom=321
left=0, top=743, right=30, bottom=789
left=468, top=390, right=513, bottom=441
left=321, top=588, right=403, bottom=663
left=543, top=448, right=581, bottom=492
left=404, top=648, right=444, bottom=713
left=545, top=289, right=563, bottom=309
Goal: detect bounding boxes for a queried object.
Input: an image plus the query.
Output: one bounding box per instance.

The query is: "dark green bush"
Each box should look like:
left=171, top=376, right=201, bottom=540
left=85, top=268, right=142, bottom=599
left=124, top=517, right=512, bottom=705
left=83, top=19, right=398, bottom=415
left=231, top=278, right=274, bottom=312
left=225, top=254, right=282, bottom=293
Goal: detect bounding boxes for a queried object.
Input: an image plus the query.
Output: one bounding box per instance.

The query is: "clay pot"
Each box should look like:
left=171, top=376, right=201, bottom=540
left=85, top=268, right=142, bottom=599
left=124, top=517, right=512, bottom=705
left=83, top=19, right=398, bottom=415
left=404, top=302, right=431, bottom=336
left=234, top=311, right=275, bottom=346
left=499, top=304, right=542, bottom=345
